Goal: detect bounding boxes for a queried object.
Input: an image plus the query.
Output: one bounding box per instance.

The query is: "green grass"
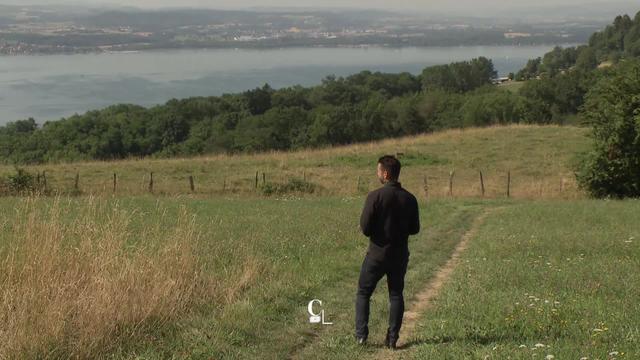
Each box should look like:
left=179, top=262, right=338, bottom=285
left=2, top=124, right=636, bottom=359
left=0, top=196, right=488, bottom=359
left=408, top=200, right=640, bottom=359
left=0, top=125, right=591, bottom=199
left=1, top=189, right=639, bottom=358
left=156, top=197, right=486, bottom=359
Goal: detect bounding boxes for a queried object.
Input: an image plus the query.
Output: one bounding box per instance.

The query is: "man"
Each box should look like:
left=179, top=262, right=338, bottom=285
left=355, top=155, right=420, bottom=349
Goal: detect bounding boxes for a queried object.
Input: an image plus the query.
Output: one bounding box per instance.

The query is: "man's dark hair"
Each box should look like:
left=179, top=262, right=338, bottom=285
left=378, top=155, right=401, bottom=180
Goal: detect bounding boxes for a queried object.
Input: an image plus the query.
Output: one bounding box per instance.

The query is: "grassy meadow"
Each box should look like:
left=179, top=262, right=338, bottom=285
left=0, top=125, right=590, bottom=199
left=2, top=124, right=638, bottom=359
left=0, top=195, right=487, bottom=358
left=409, top=200, right=640, bottom=359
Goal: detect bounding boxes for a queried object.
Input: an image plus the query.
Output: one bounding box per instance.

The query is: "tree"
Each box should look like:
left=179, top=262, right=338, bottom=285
left=307, top=105, right=357, bottom=146
left=516, top=57, right=541, bottom=81
left=416, top=90, right=464, bottom=129
left=244, top=84, right=273, bottom=115
left=468, top=57, right=498, bottom=88
left=575, top=46, right=598, bottom=70
left=3, top=118, right=38, bottom=134
left=311, top=75, right=369, bottom=106
left=518, top=79, right=556, bottom=123
left=384, top=95, right=427, bottom=136
left=540, top=46, right=578, bottom=77
left=421, top=57, right=496, bottom=93
left=421, top=64, right=458, bottom=92
left=461, top=89, right=525, bottom=127
left=271, top=85, right=311, bottom=109
left=576, top=60, right=640, bottom=198
left=624, top=21, right=640, bottom=56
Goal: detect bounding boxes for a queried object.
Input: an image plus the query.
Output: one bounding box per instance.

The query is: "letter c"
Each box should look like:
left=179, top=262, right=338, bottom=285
left=308, top=299, right=322, bottom=316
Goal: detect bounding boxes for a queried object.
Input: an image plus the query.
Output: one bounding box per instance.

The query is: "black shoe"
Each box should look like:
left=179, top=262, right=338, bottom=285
left=384, top=333, right=397, bottom=350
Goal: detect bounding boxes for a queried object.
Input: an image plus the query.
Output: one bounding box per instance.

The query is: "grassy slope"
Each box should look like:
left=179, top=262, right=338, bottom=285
left=0, top=125, right=591, bottom=199
left=0, top=196, right=487, bottom=359
left=5, top=125, right=635, bottom=359
left=408, top=200, right=640, bottom=359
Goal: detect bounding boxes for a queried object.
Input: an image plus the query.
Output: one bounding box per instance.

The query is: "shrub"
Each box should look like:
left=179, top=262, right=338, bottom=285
left=576, top=60, right=640, bottom=198
left=261, top=178, right=318, bottom=196
left=4, top=168, right=36, bottom=195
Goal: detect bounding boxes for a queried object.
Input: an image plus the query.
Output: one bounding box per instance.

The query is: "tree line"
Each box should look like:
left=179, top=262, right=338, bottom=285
left=516, top=11, right=640, bottom=80
left=0, top=57, right=513, bottom=164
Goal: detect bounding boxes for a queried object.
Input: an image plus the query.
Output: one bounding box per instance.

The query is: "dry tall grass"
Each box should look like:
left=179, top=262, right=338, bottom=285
left=0, top=196, right=218, bottom=358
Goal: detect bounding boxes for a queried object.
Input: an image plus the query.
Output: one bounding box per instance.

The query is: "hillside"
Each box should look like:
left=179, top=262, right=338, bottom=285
left=0, top=125, right=591, bottom=199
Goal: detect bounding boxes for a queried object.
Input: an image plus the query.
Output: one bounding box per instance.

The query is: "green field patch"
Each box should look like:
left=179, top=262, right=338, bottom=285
left=409, top=200, right=640, bottom=359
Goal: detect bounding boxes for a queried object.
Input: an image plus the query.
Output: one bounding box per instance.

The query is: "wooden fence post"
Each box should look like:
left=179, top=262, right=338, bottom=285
left=189, top=175, right=195, bottom=192
left=507, top=170, right=511, bottom=198
left=423, top=175, right=429, bottom=201
left=479, top=170, right=485, bottom=197
left=357, top=176, right=361, bottom=193
left=223, top=178, right=227, bottom=192
left=113, top=173, right=117, bottom=193
left=148, top=172, right=154, bottom=193
left=74, top=172, right=80, bottom=191
left=448, top=170, right=454, bottom=197
left=42, top=171, right=47, bottom=192
left=539, top=181, right=543, bottom=198
left=262, top=172, right=266, bottom=185
left=255, top=171, right=259, bottom=189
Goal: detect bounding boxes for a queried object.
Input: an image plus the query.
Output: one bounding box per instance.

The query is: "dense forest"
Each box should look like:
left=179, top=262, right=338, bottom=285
left=1, top=11, right=639, bottom=165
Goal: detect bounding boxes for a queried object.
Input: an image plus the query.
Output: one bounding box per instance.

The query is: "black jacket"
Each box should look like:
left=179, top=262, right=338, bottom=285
left=360, top=180, right=420, bottom=260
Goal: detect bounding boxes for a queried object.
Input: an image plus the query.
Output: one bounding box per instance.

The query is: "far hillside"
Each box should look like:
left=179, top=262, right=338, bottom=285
left=0, top=125, right=590, bottom=199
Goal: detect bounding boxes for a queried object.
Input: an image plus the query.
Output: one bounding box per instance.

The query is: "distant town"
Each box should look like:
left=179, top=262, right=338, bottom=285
left=0, top=5, right=606, bottom=55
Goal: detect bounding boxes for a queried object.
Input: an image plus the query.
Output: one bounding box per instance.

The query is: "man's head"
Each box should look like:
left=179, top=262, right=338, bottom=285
left=377, top=155, right=401, bottom=184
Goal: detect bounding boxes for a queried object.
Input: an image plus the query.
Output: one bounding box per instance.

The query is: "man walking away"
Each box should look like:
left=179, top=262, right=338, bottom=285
left=355, top=155, right=420, bottom=349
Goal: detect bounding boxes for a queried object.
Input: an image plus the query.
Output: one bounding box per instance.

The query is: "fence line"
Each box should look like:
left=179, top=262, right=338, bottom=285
left=0, top=168, right=581, bottom=199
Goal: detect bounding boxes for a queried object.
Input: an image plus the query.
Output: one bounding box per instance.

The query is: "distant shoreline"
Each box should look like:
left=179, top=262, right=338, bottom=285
left=0, top=41, right=582, bottom=57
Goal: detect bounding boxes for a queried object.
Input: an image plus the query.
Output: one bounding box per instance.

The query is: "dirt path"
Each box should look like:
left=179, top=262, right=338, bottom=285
left=373, top=209, right=495, bottom=359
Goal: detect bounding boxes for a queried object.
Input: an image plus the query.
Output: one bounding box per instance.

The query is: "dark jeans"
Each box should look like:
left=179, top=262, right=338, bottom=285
left=355, top=247, right=409, bottom=342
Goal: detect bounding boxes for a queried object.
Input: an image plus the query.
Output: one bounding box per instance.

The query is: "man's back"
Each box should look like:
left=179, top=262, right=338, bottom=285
left=355, top=156, right=420, bottom=348
left=359, top=180, right=420, bottom=260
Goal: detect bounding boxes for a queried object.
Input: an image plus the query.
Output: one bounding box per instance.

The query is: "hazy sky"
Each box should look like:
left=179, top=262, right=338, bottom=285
left=1, top=0, right=637, bottom=11
left=0, top=0, right=637, bottom=19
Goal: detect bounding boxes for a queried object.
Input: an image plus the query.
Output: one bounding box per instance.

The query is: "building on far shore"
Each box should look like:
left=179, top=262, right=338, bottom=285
left=504, top=32, right=532, bottom=39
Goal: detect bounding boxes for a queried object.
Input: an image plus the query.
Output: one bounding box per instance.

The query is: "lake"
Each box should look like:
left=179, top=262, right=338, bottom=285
left=0, top=45, right=564, bottom=125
